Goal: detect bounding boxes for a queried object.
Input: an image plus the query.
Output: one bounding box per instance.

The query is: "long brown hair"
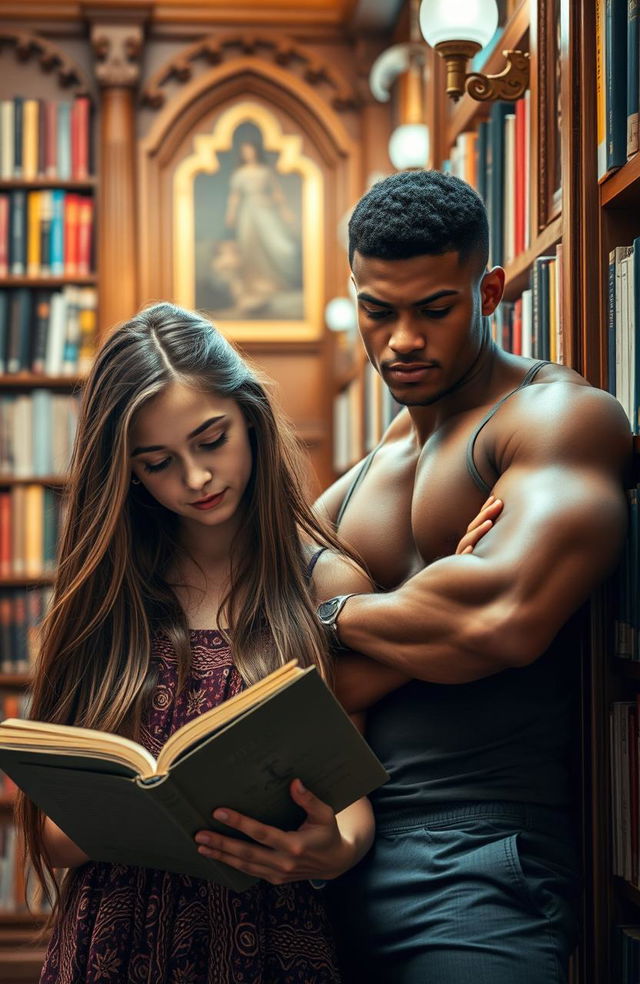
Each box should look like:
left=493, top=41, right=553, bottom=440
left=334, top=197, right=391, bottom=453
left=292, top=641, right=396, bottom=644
left=18, top=302, right=354, bottom=908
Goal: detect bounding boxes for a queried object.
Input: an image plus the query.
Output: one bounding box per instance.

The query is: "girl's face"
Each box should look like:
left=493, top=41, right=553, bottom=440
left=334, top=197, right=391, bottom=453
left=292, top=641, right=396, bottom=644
left=129, top=382, right=253, bottom=533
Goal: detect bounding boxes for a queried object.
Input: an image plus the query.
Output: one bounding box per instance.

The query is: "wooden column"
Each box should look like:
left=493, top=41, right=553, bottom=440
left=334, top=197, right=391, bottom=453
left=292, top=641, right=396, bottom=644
left=90, top=21, right=144, bottom=338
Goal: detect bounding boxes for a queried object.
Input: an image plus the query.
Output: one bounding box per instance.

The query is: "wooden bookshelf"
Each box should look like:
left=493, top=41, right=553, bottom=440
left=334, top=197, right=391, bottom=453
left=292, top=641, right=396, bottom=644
left=502, top=215, right=563, bottom=301
left=0, top=277, right=96, bottom=288
left=0, top=375, right=82, bottom=389
left=0, top=179, right=96, bottom=191
left=600, top=155, right=640, bottom=209
left=0, top=579, right=54, bottom=589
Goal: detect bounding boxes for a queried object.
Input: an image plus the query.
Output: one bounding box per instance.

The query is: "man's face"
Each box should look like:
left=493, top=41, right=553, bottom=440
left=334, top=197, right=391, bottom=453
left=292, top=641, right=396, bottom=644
left=352, top=249, right=502, bottom=407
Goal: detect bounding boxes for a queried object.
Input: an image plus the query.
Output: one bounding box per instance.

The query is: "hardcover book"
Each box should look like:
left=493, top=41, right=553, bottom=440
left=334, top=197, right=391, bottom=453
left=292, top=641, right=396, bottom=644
left=0, top=661, right=388, bottom=891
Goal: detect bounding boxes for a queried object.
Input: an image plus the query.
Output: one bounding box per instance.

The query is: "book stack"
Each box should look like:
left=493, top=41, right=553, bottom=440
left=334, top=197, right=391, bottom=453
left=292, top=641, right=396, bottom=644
left=0, top=96, right=91, bottom=182
left=0, top=392, right=78, bottom=477
left=607, top=240, right=640, bottom=431
left=595, top=0, right=639, bottom=178
left=0, top=287, right=97, bottom=376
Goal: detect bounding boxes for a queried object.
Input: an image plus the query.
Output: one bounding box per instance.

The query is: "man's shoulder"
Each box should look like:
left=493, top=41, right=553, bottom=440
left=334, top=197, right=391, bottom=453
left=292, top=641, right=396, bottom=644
left=499, top=366, right=631, bottom=465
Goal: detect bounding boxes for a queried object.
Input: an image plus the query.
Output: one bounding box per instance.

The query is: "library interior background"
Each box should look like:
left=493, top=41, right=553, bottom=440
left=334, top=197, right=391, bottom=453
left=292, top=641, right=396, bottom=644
left=0, top=0, right=639, bottom=979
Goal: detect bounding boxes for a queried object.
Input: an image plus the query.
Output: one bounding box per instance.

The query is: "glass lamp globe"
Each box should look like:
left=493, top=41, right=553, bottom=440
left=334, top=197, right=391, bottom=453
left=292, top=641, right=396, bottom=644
left=388, top=123, right=430, bottom=171
left=419, top=0, right=499, bottom=49
left=325, top=297, right=357, bottom=333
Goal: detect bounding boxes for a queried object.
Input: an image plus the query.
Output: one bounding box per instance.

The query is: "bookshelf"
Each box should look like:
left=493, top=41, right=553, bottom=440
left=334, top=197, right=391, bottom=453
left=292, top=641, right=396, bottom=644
left=0, top=76, right=96, bottom=976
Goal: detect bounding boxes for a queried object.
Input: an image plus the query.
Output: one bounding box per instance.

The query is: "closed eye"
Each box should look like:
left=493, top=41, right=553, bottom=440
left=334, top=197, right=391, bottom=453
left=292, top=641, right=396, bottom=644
left=143, top=458, right=170, bottom=474
left=421, top=307, right=452, bottom=319
left=200, top=433, right=228, bottom=451
left=362, top=306, right=391, bottom=320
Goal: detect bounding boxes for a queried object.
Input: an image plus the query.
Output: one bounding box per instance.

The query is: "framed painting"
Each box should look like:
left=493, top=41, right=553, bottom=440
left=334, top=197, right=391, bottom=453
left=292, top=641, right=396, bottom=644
left=173, top=101, right=324, bottom=342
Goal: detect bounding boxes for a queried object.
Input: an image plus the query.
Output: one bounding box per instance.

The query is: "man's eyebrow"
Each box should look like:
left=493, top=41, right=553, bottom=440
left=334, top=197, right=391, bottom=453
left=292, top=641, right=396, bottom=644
left=131, top=416, right=226, bottom=456
left=357, top=289, right=459, bottom=307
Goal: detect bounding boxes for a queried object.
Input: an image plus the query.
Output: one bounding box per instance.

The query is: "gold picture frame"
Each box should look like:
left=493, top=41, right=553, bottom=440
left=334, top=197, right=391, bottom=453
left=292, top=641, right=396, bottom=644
left=173, top=100, right=324, bottom=342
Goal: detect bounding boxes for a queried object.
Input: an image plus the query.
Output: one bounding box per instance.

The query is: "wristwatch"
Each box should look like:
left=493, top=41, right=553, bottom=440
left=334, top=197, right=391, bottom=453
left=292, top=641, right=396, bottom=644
left=316, top=594, right=358, bottom=645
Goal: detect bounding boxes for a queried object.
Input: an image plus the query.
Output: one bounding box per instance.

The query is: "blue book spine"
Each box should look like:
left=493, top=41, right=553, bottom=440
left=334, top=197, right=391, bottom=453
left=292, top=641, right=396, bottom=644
left=605, top=0, right=628, bottom=171
left=9, top=190, right=26, bottom=276
left=627, top=0, right=639, bottom=156
left=49, top=190, right=65, bottom=276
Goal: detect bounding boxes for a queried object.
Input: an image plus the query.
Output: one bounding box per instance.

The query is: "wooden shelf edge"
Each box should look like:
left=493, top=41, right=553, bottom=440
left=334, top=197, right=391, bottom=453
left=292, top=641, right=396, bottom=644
left=0, top=375, right=84, bottom=389
left=0, top=276, right=97, bottom=287
left=446, top=0, right=530, bottom=145
left=0, top=675, right=32, bottom=687
left=0, top=577, right=54, bottom=587
left=0, top=477, right=67, bottom=487
left=600, top=154, right=640, bottom=208
left=0, top=178, right=96, bottom=190
left=501, top=215, right=563, bottom=301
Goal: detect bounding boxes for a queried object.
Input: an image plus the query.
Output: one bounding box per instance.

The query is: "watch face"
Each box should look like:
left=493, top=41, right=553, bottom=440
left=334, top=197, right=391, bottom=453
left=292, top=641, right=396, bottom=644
left=317, top=598, right=340, bottom=622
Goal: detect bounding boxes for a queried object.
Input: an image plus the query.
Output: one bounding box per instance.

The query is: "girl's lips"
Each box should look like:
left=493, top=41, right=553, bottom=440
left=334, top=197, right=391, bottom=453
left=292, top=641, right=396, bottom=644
left=191, top=490, right=227, bottom=510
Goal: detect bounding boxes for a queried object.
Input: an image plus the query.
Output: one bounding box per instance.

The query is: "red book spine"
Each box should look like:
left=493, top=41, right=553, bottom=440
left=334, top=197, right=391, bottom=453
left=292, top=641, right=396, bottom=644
left=0, top=194, right=8, bottom=278
left=64, top=193, right=79, bottom=276
left=512, top=297, right=523, bottom=356
left=44, top=100, right=57, bottom=178
left=71, top=96, right=90, bottom=180
left=514, top=99, right=526, bottom=256
left=0, top=492, right=10, bottom=578
left=77, top=195, right=94, bottom=275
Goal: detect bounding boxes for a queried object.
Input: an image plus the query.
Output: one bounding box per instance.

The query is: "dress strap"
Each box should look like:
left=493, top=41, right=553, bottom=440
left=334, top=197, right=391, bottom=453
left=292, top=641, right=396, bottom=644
left=465, top=361, right=550, bottom=496
left=305, top=547, right=327, bottom=580
left=335, top=446, right=381, bottom=528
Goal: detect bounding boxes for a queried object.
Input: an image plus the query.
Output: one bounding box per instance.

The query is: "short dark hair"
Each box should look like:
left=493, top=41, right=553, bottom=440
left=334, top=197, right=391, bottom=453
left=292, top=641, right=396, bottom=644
left=348, top=170, right=489, bottom=271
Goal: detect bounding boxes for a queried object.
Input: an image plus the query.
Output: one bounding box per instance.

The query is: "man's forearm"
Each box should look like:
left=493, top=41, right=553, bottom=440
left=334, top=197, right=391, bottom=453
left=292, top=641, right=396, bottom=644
left=335, top=554, right=532, bottom=685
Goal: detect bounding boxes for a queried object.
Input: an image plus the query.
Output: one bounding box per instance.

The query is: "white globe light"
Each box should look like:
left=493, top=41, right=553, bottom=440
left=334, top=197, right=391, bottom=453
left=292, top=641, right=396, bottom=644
left=325, top=297, right=357, bottom=333
left=388, top=123, right=430, bottom=171
left=419, top=0, right=499, bottom=50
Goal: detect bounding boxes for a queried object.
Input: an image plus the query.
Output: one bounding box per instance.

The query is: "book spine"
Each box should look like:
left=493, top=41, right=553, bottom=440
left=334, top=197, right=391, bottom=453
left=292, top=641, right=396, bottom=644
left=0, top=102, right=13, bottom=180
left=56, top=103, right=71, bottom=181
left=605, top=0, right=628, bottom=173
left=37, top=99, right=46, bottom=178
left=0, top=292, right=8, bottom=375
left=9, top=191, right=26, bottom=276
left=0, top=194, right=8, bottom=279
left=12, top=98, right=23, bottom=179
left=596, top=0, right=608, bottom=178
left=44, top=101, right=57, bottom=178
left=26, top=191, right=41, bottom=279
left=72, top=97, right=90, bottom=180
left=49, top=190, right=65, bottom=277
left=628, top=0, right=639, bottom=158
left=22, top=99, right=38, bottom=181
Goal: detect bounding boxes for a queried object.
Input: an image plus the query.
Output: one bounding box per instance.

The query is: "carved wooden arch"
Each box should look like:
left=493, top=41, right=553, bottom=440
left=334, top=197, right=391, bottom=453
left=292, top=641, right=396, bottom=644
left=0, top=30, right=92, bottom=94
left=140, top=32, right=359, bottom=114
left=138, top=57, right=361, bottom=308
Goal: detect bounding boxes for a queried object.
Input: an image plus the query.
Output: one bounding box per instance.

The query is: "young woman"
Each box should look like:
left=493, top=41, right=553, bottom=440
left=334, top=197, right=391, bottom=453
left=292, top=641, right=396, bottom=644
left=17, top=302, right=497, bottom=983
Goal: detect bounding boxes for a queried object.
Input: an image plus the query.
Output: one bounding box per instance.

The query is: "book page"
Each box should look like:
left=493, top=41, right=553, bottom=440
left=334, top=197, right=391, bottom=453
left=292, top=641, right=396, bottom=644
left=156, top=660, right=303, bottom=774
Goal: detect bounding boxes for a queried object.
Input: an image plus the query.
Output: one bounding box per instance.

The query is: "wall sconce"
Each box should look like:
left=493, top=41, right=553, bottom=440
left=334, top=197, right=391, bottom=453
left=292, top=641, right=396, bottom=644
left=369, top=38, right=430, bottom=170
left=419, top=0, right=529, bottom=103
left=325, top=296, right=358, bottom=334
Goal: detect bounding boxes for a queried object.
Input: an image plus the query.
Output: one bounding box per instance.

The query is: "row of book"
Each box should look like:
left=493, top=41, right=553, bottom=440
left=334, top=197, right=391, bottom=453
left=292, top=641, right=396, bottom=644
left=0, top=393, right=78, bottom=478
left=491, top=251, right=563, bottom=362
left=608, top=240, right=640, bottom=433
left=0, top=286, right=97, bottom=376
left=0, top=824, right=51, bottom=914
left=0, top=589, right=50, bottom=675
left=0, top=189, right=94, bottom=278
left=0, top=486, right=63, bottom=578
left=611, top=698, right=640, bottom=885
left=595, top=0, right=639, bottom=177
left=0, top=96, right=91, bottom=182
left=446, top=94, right=532, bottom=269
left=614, top=486, right=640, bottom=663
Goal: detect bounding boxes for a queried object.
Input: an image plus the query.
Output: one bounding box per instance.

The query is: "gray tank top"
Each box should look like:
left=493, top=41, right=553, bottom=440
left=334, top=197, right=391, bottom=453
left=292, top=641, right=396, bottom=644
left=337, top=360, right=580, bottom=815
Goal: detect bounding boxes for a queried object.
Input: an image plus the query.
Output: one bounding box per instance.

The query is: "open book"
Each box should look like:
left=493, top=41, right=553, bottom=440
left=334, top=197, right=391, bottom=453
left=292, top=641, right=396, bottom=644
left=0, top=662, right=388, bottom=891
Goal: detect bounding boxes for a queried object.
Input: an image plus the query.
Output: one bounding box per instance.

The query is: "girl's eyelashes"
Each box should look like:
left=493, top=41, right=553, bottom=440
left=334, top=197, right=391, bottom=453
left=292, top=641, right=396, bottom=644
left=140, top=432, right=228, bottom=474
left=143, top=458, right=170, bottom=474
left=200, top=432, right=228, bottom=451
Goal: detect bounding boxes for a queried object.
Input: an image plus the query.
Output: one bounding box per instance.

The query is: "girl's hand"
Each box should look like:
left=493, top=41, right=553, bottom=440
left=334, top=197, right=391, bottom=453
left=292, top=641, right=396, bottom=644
left=455, top=496, right=503, bottom=555
left=195, top=779, right=362, bottom=885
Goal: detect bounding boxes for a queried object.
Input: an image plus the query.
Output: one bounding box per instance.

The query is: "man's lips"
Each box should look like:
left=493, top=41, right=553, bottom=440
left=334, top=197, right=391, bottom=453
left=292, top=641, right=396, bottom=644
left=385, top=363, right=438, bottom=381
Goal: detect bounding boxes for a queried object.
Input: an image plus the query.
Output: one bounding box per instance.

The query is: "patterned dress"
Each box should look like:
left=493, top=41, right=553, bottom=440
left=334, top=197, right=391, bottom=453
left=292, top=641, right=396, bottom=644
left=39, top=630, right=342, bottom=984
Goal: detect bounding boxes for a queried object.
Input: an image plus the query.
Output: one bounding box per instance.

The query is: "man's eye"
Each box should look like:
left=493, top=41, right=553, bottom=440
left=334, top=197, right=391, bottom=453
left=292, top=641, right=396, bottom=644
left=143, top=459, right=170, bottom=473
left=362, top=308, right=390, bottom=320
left=422, top=307, right=452, bottom=319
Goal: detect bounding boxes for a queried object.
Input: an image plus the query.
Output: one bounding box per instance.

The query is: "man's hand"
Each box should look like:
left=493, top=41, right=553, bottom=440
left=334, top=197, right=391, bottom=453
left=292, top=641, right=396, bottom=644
left=195, top=779, right=369, bottom=884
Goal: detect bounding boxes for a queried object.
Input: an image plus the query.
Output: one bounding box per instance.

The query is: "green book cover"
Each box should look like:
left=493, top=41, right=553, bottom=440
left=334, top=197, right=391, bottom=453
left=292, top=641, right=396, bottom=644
left=0, top=664, right=388, bottom=891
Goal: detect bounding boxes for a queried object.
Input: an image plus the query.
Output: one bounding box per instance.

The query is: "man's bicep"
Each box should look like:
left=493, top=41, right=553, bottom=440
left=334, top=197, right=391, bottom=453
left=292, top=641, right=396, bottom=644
left=472, top=461, right=628, bottom=651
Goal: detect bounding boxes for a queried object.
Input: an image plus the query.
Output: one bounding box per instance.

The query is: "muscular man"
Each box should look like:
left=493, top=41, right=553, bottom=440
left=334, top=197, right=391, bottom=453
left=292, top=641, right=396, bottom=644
left=194, top=171, right=629, bottom=982
left=313, top=170, right=631, bottom=983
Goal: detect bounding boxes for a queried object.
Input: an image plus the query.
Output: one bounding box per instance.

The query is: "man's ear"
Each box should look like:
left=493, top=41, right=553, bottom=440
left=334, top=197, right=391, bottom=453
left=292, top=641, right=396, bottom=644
left=480, top=266, right=506, bottom=316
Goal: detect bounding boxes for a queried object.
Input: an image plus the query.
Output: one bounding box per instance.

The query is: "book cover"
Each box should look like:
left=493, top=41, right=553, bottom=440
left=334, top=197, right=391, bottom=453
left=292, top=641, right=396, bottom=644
left=0, top=664, right=389, bottom=890
left=0, top=101, right=13, bottom=180
left=56, top=102, right=71, bottom=181
left=12, top=97, right=23, bottom=179
left=605, top=0, right=628, bottom=173
left=627, top=0, right=639, bottom=158
left=49, top=190, right=65, bottom=276
left=0, top=193, right=8, bottom=278
left=22, top=99, right=38, bottom=181
left=9, top=190, right=26, bottom=276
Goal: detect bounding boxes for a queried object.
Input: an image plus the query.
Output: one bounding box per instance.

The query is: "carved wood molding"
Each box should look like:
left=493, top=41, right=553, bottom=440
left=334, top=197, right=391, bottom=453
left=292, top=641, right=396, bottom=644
left=141, top=33, right=359, bottom=113
left=91, top=23, right=144, bottom=88
left=0, top=30, right=91, bottom=94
